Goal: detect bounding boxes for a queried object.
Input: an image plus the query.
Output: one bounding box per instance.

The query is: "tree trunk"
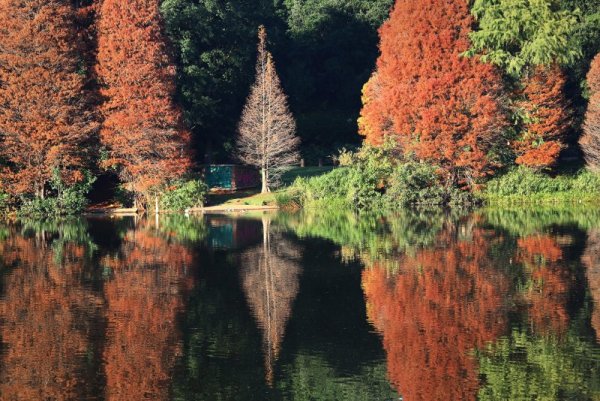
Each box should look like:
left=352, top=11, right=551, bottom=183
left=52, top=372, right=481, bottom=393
left=261, top=168, right=269, bottom=193
left=155, top=195, right=159, bottom=215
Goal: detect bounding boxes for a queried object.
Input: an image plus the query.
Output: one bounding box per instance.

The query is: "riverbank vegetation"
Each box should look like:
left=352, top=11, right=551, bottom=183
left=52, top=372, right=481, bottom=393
left=0, top=0, right=598, bottom=216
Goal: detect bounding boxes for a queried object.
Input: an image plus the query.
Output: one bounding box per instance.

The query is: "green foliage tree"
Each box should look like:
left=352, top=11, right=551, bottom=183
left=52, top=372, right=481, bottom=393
left=161, top=0, right=281, bottom=162
left=467, top=0, right=582, bottom=77
left=277, top=0, right=394, bottom=160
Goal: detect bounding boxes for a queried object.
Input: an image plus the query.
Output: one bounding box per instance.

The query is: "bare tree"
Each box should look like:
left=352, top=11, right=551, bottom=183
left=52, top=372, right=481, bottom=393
left=237, top=26, right=300, bottom=193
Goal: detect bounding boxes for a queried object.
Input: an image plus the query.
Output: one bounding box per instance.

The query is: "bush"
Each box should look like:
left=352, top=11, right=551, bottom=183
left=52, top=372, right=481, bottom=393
left=386, top=162, right=447, bottom=205
left=385, top=162, right=479, bottom=207
left=281, top=166, right=384, bottom=210
left=160, top=179, right=208, bottom=211
left=0, top=192, right=9, bottom=214
left=483, top=167, right=600, bottom=203
left=18, top=171, right=96, bottom=218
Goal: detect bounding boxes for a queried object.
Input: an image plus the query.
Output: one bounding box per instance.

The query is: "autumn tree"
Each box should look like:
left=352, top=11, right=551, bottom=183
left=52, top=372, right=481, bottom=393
left=358, top=0, right=508, bottom=187
left=237, top=26, right=300, bottom=193
left=580, top=54, right=600, bottom=169
left=515, top=234, right=575, bottom=335
left=0, top=0, right=97, bottom=199
left=514, top=65, right=572, bottom=168
left=582, top=229, right=600, bottom=340
left=96, top=0, right=191, bottom=206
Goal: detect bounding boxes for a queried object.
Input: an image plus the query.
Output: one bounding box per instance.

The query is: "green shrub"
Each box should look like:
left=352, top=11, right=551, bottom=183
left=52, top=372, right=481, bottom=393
left=18, top=171, right=96, bottom=218
left=483, top=167, right=600, bottom=203
left=485, top=167, right=570, bottom=196
left=385, top=162, right=447, bottom=205
left=160, top=179, right=208, bottom=211
left=283, top=166, right=383, bottom=210
left=275, top=188, right=304, bottom=210
left=0, top=192, right=9, bottom=214
left=385, top=162, right=480, bottom=207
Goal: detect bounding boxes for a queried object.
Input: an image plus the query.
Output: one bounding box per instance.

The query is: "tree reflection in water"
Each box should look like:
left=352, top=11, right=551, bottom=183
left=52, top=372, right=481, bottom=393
left=101, top=219, right=193, bottom=400
left=582, top=229, right=600, bottom=341
left=362, top=223, right=509, bottom=401
left=0, top=221, right=103, bottom=401
left=240, top=216, right=302, bottom=386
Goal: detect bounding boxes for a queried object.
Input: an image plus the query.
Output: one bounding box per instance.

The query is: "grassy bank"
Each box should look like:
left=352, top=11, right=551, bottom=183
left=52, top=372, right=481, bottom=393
left=481, top=167, right=600, bottom=205
left=276, top=164, right=600, bottom=211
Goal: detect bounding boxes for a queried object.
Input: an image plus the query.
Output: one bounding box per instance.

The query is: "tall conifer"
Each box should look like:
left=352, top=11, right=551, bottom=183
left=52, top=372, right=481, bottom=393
left=0, top=0, right=97, bottom=198
left=359, top=0, right=508, bottom=186
left=96, top=0, right=191, bottom=205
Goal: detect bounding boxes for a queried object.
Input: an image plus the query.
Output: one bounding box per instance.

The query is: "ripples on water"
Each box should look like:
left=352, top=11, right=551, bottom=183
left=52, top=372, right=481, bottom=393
left=0, top=207, right=598, bottom=400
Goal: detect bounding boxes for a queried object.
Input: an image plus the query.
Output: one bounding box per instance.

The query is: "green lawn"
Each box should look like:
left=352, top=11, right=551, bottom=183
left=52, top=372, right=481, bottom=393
left=205, top=167, right=334, bottom=208
left=281, top=166, right=334, bottom=186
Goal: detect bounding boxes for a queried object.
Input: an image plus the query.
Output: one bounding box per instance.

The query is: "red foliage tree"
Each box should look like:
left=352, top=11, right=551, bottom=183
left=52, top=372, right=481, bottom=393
left=580, top=54, right=600, bottom=169
left=0, top=0, right=97, bottom=198
left=359, top=0, right=508, bottom=186
left=514, top=65, right=571, bottom=169
left=96, top=0, right=191, bottom=205
left=362, top=228, right=508, bottom=401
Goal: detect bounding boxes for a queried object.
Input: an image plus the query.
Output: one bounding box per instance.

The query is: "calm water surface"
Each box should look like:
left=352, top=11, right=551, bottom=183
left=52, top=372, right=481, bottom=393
left=0, top=208, right=599, bottom=400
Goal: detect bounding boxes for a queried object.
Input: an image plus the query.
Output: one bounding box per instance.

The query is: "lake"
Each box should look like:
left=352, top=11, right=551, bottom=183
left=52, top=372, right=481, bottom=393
left=0, top=207, right=599, bottom=400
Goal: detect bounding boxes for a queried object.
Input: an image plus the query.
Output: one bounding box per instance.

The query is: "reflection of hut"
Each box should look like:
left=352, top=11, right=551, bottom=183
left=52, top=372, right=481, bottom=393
left=240, top=218, right=301, bottom=386
left=582, top=230, right=600, bottom=339
left=204, top=165, right=260, bottom=191
left=206, top=216, right=263, bottom=250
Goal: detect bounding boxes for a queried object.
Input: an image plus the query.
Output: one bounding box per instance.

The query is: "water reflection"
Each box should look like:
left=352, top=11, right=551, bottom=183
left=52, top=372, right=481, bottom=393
left=362, top=223, right=508, bottom=401
left=0, top=208, right=598, bottom=400
left=0, top=220, right=103, bottom=401
left=240, top=217, right=301, bottom=385
left=582, top=229, right=600, bottom=340
left=101, top=219, right=193, bottom=400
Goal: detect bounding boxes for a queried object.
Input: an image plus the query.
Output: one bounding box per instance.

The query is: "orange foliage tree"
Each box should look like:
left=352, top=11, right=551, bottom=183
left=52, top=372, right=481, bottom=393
left=359, top=0, right=508, bottom=186
left=102, top=221, right=193, bottom=400
left=514, top=65, right=571, bottom=169
left=580, top=54, right=600, bottom=170
left=0, top=0, right=97, bottom=198
left=362, top=227, right=508, bottom=401
left=96, top=0, right=191, bottom=205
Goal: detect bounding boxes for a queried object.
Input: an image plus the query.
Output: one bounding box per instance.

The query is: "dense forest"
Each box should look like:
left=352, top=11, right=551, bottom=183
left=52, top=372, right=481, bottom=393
left=0, top=0, right=599, bottom=214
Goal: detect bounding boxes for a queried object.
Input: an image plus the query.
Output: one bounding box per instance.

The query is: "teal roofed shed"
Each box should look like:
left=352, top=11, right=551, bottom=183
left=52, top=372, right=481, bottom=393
left=204, top=165, right=260, bottom=191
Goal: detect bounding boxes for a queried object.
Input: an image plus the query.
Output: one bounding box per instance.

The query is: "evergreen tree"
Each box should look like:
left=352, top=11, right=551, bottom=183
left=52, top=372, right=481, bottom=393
left=467, top=0, right=581, bottom=77
left=278, top=0, right=393, bottom=161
